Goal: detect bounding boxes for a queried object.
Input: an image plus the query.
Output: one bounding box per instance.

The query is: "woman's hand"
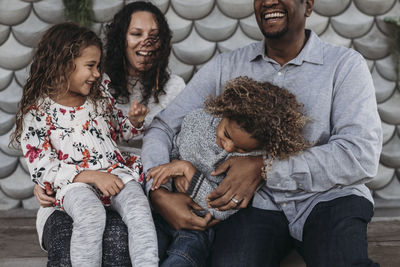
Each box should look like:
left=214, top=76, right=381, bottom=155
left=75, top=170, right=125, bottom=197
left=147, top=160, right=196, bottom=190
left=150, top=188, right=218, bottom=230
left=128, top=100, right=149, bottom=128
left=33, top=184, right=55, bottom=207
left=207, top=156, right=264, bottom=211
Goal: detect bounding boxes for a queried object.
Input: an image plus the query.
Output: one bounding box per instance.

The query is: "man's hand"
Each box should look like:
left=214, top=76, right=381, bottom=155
left=128, top=100, right=149, bottom=128
left=34, top=184, right=55, bottom=207
left=207, top=156, right=264, bottom=211
left=151, top=188, right=218, bottom=230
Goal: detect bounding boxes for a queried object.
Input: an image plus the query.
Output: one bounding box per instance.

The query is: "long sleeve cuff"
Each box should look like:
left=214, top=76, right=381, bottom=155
left=186, top=169, right=204, bottom=199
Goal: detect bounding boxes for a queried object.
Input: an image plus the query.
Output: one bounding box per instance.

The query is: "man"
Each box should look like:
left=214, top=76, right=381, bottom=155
left=142, top=0, right=382, bottom=266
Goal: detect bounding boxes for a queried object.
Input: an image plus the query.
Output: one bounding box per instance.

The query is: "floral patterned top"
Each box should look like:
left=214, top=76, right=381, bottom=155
left=21, top=77, right=144, bottom=208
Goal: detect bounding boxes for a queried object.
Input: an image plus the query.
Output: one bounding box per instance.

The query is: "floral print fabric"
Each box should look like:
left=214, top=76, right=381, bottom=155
left=21, top=77, right=144, bottom=208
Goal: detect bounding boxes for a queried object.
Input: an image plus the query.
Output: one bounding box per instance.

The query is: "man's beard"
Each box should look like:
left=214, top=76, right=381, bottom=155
left=261, top=24, right=289, bottom=39
left=261, top=16, right=289, bottom=39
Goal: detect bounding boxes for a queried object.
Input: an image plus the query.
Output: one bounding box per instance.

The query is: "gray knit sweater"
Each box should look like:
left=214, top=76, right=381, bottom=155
left=172, top=109, right=261, bottom=220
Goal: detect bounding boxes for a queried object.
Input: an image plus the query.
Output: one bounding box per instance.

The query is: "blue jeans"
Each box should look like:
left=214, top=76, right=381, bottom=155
left=211, top=195, right=379, bottom=267
left=154, top=213, right=214, bottom=267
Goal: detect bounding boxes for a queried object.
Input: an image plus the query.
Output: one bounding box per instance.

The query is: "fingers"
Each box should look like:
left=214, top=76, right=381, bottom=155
left=115, top=178, right=125, bottom=190
left=129, top=100, right=149, bottom=117
left=152, top=176, right=170, bottom=190
left=34, top=184, right=56, bottom=207
left=207, top=218, right=220, bottom=228
left=215, top=196, right=242, bottom=211
left=174, top=176, right=189, bottom=193
left=211, top=159, right=231, bottom=176
left=189, top=201, right=204, bottom=211
left=206, top=182, right=230, bottom=203
left=188, top=211, right=212, bottom=231
left=148, top=165, right=179, bottom=190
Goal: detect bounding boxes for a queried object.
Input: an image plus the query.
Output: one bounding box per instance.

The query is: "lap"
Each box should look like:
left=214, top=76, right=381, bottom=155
left=43, top=209, right=131, bottom=267
left=154, top=213, right=213, bottom=267
left=211, top=195, right=376, bottom=267
left=211, top=206, right=293, bottom=267
left=299, top=195, right=377, bottom=267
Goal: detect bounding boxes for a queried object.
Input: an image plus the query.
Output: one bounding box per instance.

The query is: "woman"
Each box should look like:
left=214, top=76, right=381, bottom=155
left=34, top=2, right=185, bottom=266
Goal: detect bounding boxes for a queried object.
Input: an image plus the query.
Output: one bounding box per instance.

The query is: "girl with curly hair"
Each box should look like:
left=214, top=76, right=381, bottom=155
left=11, top=22, right=158, bottom=266
left=148, top=76, right=309, bottom=266
left=31, top=2, right=185, bottom=266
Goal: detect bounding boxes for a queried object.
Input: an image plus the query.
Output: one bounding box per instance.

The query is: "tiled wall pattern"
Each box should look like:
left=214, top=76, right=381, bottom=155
left=0, top=0, right=399, bottom=212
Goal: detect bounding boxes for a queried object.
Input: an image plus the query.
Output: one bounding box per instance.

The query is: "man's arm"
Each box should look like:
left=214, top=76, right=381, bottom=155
left=208, top=52, right=382, bottom=210
left=142, top=56, right=221, bottom=192
left=141, top=57, right=222, bottom=230
left=265, top=54, right=382, bottom=193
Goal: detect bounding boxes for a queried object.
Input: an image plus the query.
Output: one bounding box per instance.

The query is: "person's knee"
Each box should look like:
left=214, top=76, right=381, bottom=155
left=302, top=196, right=376, bottom=266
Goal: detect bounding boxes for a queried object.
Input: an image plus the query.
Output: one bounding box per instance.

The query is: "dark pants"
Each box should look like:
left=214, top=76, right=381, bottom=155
left=211, top=195, right=379, bottom=267
left=154, top=213, right=214, bottom=267
left=42, top=209, right=131, bottom=267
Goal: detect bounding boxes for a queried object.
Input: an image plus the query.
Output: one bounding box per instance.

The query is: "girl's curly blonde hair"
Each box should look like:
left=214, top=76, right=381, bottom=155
left=205, top=76, right=310, bottom=160
left=11, top=22, right=103, bottom=146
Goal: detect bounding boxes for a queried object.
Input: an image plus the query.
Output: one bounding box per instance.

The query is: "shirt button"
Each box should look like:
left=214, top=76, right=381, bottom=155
left=277, top=72, right=282, bottom=76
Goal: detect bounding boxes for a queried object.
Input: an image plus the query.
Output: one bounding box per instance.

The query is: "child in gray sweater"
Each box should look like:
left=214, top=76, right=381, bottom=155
left=148, top=76, right=309, bottom=220
left=148, top=76, right=310, bottom=266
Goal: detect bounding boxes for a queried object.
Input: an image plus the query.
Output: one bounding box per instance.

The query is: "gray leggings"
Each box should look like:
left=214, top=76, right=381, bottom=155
left=63, top=180, right=158, bottom=267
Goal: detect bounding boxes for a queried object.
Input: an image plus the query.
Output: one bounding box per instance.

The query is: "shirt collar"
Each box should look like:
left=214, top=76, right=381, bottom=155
left=249, top=30, right=324, bottom=66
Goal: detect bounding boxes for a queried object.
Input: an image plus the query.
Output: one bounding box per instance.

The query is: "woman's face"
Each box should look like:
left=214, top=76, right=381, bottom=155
left=125, top=11, right=160, bottom=76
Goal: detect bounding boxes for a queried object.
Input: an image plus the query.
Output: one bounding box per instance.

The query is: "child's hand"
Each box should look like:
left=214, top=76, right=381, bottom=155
left=34, top=184, right=56, bottom=207
left=94, top=172, right=125, bottom=196
left=75, top=170, right=125, bottom=197
left=147, top=160, right=196, bottom=191
left=128, top=100, right=149, bottom=128
left=174, top=175, right=190, bottom=193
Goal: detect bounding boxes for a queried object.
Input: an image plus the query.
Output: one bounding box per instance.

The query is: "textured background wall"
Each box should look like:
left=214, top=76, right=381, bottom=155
left=0, top=0, right=399, bottom=213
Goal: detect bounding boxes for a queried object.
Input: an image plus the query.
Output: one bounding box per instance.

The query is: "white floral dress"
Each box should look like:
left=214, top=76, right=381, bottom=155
left=21, top=78, right=144, bottom=208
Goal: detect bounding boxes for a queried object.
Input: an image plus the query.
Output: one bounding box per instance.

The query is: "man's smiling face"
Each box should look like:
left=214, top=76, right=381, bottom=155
left=254, top=0, right=313, bottom=39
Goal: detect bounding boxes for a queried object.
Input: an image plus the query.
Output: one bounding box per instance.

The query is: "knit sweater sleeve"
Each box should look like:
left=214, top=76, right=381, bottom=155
left=186, top=169, right=237, bottom=220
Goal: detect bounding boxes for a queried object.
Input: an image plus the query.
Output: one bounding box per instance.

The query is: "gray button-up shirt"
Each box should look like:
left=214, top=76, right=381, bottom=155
left=142, top=30, right=382, bottom=241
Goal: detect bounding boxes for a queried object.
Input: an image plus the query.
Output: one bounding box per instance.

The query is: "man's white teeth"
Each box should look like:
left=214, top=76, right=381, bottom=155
left=264, top=12, right=285, bottom=19
left=137, top=51, right=153, bottom=56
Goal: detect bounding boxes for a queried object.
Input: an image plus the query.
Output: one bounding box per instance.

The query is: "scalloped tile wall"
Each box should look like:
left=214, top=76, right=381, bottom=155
left=0, top=0, right=399, bottom=211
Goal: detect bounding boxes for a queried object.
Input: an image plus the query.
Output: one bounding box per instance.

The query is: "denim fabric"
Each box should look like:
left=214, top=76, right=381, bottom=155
left=154, top=213, right=214, bottom=267
left=42, top=209, right=131, bottom=267
left=297, top=195, right=379, bottom=267
left=211, top=195, right=379, bottom=267
left=211, top=207, right=293, bottom=267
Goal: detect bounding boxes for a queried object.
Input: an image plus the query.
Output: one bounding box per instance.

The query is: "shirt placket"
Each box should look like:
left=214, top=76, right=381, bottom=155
left=272, top=67, right=286, bottom=87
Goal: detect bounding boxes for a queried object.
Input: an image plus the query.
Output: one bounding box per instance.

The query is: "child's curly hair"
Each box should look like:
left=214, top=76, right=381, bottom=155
left=205, top=76, right=309, bottom=160
left=11, top=22, right=103, bottom=145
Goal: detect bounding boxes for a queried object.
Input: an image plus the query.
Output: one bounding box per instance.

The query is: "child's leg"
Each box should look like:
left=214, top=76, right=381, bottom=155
left=160, top=228, right=214, bottom=267
left=111, top=180, right=158, bottom=267
left=63, top=186, right=106, bottom=267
